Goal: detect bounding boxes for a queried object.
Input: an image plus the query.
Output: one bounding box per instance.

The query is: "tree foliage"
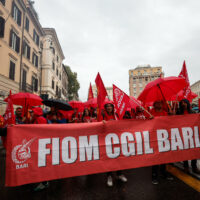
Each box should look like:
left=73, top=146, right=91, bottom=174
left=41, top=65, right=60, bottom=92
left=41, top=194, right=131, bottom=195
left=64, top=65, right=80, bottom=100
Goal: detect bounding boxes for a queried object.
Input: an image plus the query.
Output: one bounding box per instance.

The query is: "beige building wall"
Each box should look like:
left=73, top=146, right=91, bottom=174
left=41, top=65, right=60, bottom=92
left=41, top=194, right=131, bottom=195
left=41, top=28, right=65, bottom=100
left=129, top=65, right=163, bottom=98
left=191, top=80, right=200, bottom=104
left=0, top=0, right=43, bottom=114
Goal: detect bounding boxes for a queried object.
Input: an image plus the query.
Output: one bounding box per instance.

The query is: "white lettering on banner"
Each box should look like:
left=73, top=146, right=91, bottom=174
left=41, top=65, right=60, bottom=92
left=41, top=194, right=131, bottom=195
left=143, top=131, right=154, bottom=154
left=194, top=126, right=200, bottom=148
left=121, top=132, right=135, bottom=156
left=105, top=133, right=120, bottom=158
left=171, top=128, right=184, bottom=151
left=79, top=135, right=100, bottom=162
left=38, top=138, right=51, bottom=167
left=36, top=126, right=200, bottom=167
left=135, top=132, right=143, bottom=155
left=182, top=127, right=194, bottom=149
left=52, top=138, right=60, bottom=165
left=157, top=130, right=170, bottom=152
left=62, top=137, right=77, bottom=164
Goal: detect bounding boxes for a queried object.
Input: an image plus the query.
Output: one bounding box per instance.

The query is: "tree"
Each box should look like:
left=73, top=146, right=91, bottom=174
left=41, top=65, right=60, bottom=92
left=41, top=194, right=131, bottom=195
left=64, top=65, right=80, bottom=101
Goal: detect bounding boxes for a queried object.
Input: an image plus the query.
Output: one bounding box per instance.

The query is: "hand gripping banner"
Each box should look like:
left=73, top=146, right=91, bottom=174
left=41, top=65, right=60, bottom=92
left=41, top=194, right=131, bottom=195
left=5, top=114, right=200, bottom=186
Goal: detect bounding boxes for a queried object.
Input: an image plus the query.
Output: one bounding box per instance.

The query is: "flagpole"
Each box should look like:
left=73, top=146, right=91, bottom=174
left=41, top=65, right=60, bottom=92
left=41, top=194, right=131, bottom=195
left=129, top=97, right=153, bottom=118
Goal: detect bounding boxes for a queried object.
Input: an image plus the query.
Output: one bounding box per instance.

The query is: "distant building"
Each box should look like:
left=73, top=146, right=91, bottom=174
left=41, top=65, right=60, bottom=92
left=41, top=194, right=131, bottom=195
left=41, top=28, right=65, bottom=100
left=92, top=85, right=113, bottom=100
left=129, top=65, right=164, bottom=98
left=191, top=80, right=200, bottom=104
left=0, top=0, right=44, bottom=113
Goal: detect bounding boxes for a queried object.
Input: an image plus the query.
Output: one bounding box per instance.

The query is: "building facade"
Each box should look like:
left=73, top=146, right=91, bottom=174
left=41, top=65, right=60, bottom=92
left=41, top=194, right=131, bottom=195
left=129, top=65, right=163, bottom=98
left=191, top=80, right=200, bottom=104
left=92, top=85, right=113, bottom=100
left=62, top=64, right=69, bottom=101
left=0, top=0, right=43, bottom=114
left=40, top=28, right=65, bottom=100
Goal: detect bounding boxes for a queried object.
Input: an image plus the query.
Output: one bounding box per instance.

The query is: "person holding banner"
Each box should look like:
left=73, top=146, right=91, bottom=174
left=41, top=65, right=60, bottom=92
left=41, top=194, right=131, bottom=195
left=150, top=100, right=174, bottom=184
left=82, top=108, right=92, bottom=123
left=177, top=99, right=200, bottom=175
left=103, top=103, right=128, bottom=187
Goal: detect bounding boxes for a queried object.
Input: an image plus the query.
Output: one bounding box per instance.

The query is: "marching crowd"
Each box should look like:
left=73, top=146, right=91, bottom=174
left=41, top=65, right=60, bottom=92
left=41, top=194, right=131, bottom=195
left=0, top=97, right=200, bottom=191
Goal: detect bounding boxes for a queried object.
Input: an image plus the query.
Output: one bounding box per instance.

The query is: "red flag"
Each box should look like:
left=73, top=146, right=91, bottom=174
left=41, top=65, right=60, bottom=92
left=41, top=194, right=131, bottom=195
left=113, top=84, right=130, bottom=120
left=95, top=73, right=108, bottom=121
left=178, top=61, right=191, bottom=99
left=4, top=90, right=15, bottom=127
left=199, top=99, right=200, bottom=111
left=88, top=83, right=94, bottom=100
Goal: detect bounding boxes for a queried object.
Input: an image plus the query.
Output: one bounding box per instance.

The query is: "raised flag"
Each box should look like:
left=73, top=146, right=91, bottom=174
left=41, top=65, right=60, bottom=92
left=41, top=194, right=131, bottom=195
left=178, top=61, right=191, bottom=99
left=4, top=90, right=15, bottom=127
left=95, top=73, right=108, bottom=121
left=88, top=83, right=94, bottom=100
left=113, top=84, right=130, bottom=120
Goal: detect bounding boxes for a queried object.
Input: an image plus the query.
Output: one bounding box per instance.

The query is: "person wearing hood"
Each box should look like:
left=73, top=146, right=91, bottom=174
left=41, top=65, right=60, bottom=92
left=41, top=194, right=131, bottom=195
left=177, top=99, right=200, bottom=175
left=30, top=107, right=47, bottom=124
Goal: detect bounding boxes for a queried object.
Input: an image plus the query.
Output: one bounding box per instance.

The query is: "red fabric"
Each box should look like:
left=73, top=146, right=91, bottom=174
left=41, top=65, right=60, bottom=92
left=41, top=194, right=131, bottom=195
left=128, top=96, right=141, bottom=109
left=32, top=107, right=43, bottom=116
left=34, top=116, right=47, bottom=124
left=138, top=76, right=187, bottom=104
left=69, top=101, right=84, bottom=112
left=176, top=61, right=195, bottom=101
left=171, top=90, right=197, bottom=102
left=150, top=108, right=168, bottom=117
left=95, top=73, right=108, bottom=121
left=113, top=84, right=130, bottom=120
left=4, top=92, right=43, bottom=107
left=104, top=112, right=117, bottom=121
left=4, top=91, right=15, bottom=127
left=88, top=83, right=94, bottom=100
left=5, top=114, right=200, bottom=187
left=199, top=99, right=200, bottom=110
left=82, top=116, right=92, bottom=123
left=0, top=115, right=4, bottom=128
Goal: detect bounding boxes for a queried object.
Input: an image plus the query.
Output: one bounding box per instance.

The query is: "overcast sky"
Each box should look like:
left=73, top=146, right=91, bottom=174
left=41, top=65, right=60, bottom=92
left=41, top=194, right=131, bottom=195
left=34, top=0, right=200, bottom=101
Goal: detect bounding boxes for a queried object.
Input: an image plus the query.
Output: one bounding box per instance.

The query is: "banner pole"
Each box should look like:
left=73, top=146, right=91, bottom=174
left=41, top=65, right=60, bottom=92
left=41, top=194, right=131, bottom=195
left=129, top=97, right=153, bottom=118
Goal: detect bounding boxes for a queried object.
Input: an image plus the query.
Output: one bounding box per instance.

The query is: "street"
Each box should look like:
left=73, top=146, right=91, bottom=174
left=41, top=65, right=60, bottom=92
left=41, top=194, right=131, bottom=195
left=0, top=146, right=200, bottom=200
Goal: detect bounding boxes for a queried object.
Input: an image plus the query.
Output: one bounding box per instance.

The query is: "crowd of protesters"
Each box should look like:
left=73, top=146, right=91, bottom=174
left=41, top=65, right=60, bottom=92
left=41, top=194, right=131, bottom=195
left=0, top=98, right=200, bottom=191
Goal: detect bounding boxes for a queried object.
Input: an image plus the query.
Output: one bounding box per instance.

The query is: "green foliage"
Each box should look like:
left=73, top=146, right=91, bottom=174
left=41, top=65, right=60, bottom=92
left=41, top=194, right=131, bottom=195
left=64, top=65, right=80, bottom=100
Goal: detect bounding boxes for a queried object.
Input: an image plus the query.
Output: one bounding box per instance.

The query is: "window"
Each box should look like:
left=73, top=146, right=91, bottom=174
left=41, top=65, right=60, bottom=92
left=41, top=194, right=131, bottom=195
left=139, top=83, right=142, bottom=87
left=59, top=73, right=61, bottom=80
left=134, top=93, right=136, bottom=97
left=56, top=85, right=58, bottom=95
left=32, top=76, right=38, bottom=92
left=25, top=17, right=29, bottom=32
left=33, top=29, right=39, bottom=46
left=52, top=62, right=55, bottom=70
left=134, top=88, right=136, bottom=92
left=51, top=47, right=55, bottom=55
left=11, top=2, right=21, bottom=26
left=22, top=69, right=27, bottom=91
left=0, top=0, right=5, bottom=6
left=9, top=61, right=15, bottom=80
left=57, top=56, right=59, bottom=62
left=9, top=30, right=20, bottom=53
left=32, top=52, right=38, bottom=67
left=133, top=78, right=136, bottom=83
left=56, top=68, right=58, bottom=76
left=23, top=41, right=30, bottom=60
left=52, top=79, right=54, bottom=89
left=145, top=77, right=148, bottom=82
left=0, top=16, right=5, bottom=38
left=140, top=88, right=143, bottom=92
left=133, top=84, right=136, bottom=88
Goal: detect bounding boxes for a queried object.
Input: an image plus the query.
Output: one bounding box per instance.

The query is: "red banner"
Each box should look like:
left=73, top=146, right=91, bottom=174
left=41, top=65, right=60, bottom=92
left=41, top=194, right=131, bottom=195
left=113, top=84, right=130, bottom=119
left=5, top=114, right=200, bottom=187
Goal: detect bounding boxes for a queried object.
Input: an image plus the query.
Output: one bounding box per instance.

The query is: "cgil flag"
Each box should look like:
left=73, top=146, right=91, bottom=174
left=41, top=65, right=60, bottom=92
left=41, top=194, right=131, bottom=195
left=113, top=84, right=130, bottom=120
left=178, top=61, right=192, bottom=99
left=88, top=82, right=94, bottom=100
left=95, top=73, right=108, bottom=121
